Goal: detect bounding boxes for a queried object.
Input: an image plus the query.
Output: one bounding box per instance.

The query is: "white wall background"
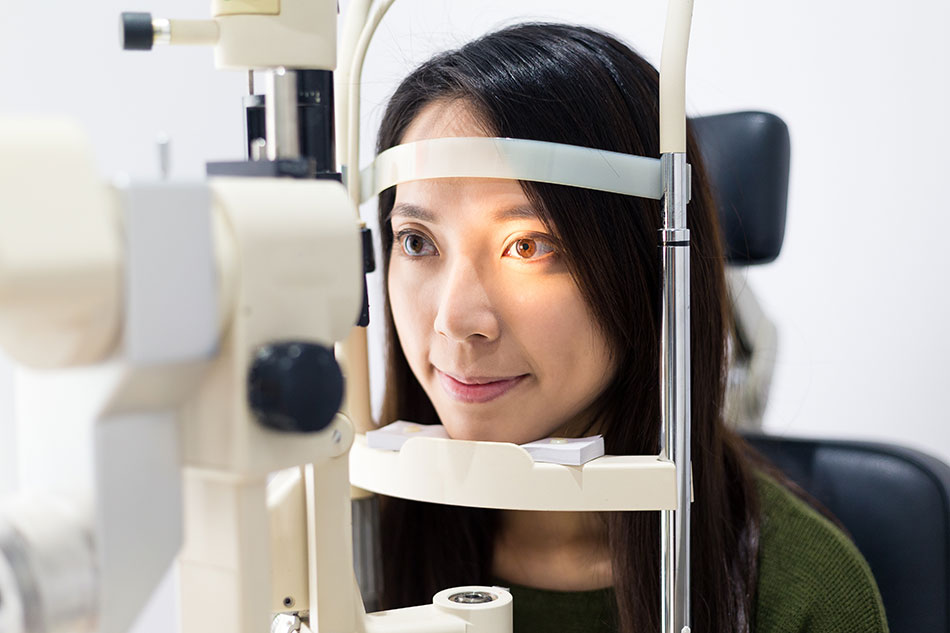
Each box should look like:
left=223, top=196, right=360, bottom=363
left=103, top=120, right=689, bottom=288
left=1, top=1, right=948, bottom=631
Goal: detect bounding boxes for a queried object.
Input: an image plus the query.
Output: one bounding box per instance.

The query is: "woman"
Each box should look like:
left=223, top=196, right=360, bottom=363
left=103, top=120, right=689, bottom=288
left=373, top=22, right=887, bottom=633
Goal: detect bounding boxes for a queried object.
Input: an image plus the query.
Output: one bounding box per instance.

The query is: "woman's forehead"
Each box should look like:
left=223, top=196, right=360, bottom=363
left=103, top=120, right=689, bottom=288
left=401, top=99, right=490, bottom=143
left=394, top=100, right=542, bottom=226
left=391, top=178, right=539, bottom=224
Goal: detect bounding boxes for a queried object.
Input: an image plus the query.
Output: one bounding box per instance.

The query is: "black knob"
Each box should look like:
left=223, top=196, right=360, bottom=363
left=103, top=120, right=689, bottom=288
left=121, top=12, right=154, bottom=50
left=247, top=342, right=344, bottom=433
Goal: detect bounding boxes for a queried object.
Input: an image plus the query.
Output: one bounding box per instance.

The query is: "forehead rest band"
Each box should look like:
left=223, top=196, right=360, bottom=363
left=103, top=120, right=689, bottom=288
left=359, top=136, right=665, bottom=204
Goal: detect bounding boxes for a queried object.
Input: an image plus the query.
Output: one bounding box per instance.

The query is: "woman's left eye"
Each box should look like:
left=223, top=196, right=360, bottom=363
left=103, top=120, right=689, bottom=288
left=504, top=237, right=556, bottom=261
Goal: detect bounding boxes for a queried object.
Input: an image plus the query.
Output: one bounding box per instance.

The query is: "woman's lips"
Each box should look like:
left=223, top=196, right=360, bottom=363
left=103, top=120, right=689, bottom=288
left=436, top=369, right=527, bottom=404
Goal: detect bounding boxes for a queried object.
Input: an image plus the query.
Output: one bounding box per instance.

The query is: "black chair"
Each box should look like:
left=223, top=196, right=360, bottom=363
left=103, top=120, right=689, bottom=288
left=693, top=111, right=950, bottom=632
left=747, top=435, right=950, bottom=633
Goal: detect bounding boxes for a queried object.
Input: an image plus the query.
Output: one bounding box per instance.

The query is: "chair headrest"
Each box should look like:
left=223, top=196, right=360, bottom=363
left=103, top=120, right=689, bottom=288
left=690, top=111, right=790, bottom=265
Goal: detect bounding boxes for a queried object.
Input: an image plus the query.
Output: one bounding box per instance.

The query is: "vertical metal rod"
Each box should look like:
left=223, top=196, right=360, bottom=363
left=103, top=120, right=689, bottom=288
left=660, top=151, right=691, bottom=633
left=660, top=510, right=675, bottom=633
left=265, top=67, right=300, bottom=161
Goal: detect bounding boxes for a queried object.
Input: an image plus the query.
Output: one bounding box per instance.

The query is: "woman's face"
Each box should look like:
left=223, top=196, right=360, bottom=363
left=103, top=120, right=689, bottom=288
left=387, top=100, right=615, bottom=443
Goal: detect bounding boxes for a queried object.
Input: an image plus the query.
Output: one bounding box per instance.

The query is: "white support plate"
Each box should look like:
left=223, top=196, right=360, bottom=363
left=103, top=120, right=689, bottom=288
left=349, top=434, right=677, bottom=511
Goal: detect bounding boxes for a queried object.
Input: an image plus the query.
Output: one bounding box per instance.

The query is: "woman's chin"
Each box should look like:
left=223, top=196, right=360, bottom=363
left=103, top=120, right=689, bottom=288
left=440, top=418, right=543, bottom=444
left=441, top=422, right=500, bottom=442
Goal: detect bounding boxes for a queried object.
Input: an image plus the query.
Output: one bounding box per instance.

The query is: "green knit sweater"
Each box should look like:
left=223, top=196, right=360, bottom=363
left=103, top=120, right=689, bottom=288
left=498, top=474, right=889, bottom=633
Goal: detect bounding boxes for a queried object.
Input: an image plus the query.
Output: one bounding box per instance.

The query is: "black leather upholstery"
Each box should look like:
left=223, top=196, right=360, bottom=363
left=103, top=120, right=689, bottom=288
left=690, top=112, right=790, bottom=264
left=746, top=435, right=950, bottom=633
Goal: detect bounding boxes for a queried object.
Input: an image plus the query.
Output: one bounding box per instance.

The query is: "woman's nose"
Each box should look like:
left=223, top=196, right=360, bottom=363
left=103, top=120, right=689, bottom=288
left=432, top=260, right=501, bottom=342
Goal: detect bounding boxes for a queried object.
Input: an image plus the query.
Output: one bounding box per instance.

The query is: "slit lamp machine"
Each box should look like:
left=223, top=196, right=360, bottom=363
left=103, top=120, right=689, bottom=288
left=0, top=1, right=696, bottom=632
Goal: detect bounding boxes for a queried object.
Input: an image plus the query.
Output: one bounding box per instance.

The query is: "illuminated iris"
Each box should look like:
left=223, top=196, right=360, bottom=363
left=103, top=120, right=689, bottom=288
left=505, top=237, right=555, bottom=261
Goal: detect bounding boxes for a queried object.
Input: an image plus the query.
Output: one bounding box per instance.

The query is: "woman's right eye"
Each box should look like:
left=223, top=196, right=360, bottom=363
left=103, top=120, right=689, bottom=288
left=396, top=230, right=437, bottom=257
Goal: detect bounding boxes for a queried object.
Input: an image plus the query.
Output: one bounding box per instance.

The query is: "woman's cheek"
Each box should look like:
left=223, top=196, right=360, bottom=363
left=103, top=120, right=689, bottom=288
left=388, top=262, right=436, bottom=364
left=502, top=276, right=580, bottom=341
left=507, top=277, right=605, bottom=385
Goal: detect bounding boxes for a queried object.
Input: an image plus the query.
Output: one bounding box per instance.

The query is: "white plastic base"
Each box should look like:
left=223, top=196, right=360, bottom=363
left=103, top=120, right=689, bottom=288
left=350, top=434, right=677, bottom=511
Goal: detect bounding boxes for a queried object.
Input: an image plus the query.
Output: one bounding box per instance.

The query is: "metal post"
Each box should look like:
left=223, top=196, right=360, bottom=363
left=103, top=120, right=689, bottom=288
left=265, top=67, right=300, bottom=161
left=660, top=508, right=675, bottom=633
left=660, top=151, right=691, bottom=633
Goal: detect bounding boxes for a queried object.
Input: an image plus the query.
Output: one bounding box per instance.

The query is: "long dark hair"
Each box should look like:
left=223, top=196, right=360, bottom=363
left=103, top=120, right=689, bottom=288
left=375, top=23, right=761, bottom=633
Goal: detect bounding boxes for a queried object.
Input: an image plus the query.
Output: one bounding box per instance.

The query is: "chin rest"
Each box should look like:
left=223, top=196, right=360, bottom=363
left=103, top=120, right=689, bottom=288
left=690, top=111, right=790, bottom=264
left=746, top=434, right=950, bottom=633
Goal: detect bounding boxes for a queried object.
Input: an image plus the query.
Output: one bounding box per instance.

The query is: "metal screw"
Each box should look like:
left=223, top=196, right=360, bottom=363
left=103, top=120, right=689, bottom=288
left=332, top=429, right=342, bottom=444
left=283, top=596, right=294, bottom=608
left=156, top=133, right=171, bottom=179
left=448, top=591, right=496, bottom=604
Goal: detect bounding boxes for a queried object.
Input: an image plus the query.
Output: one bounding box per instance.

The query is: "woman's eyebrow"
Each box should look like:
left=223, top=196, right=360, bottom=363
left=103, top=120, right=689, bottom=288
left=389, top=202, right=435, bottom=223
left=494, top=205, right=539, bottom=221
left=389, top=203, right=537, bottom=223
